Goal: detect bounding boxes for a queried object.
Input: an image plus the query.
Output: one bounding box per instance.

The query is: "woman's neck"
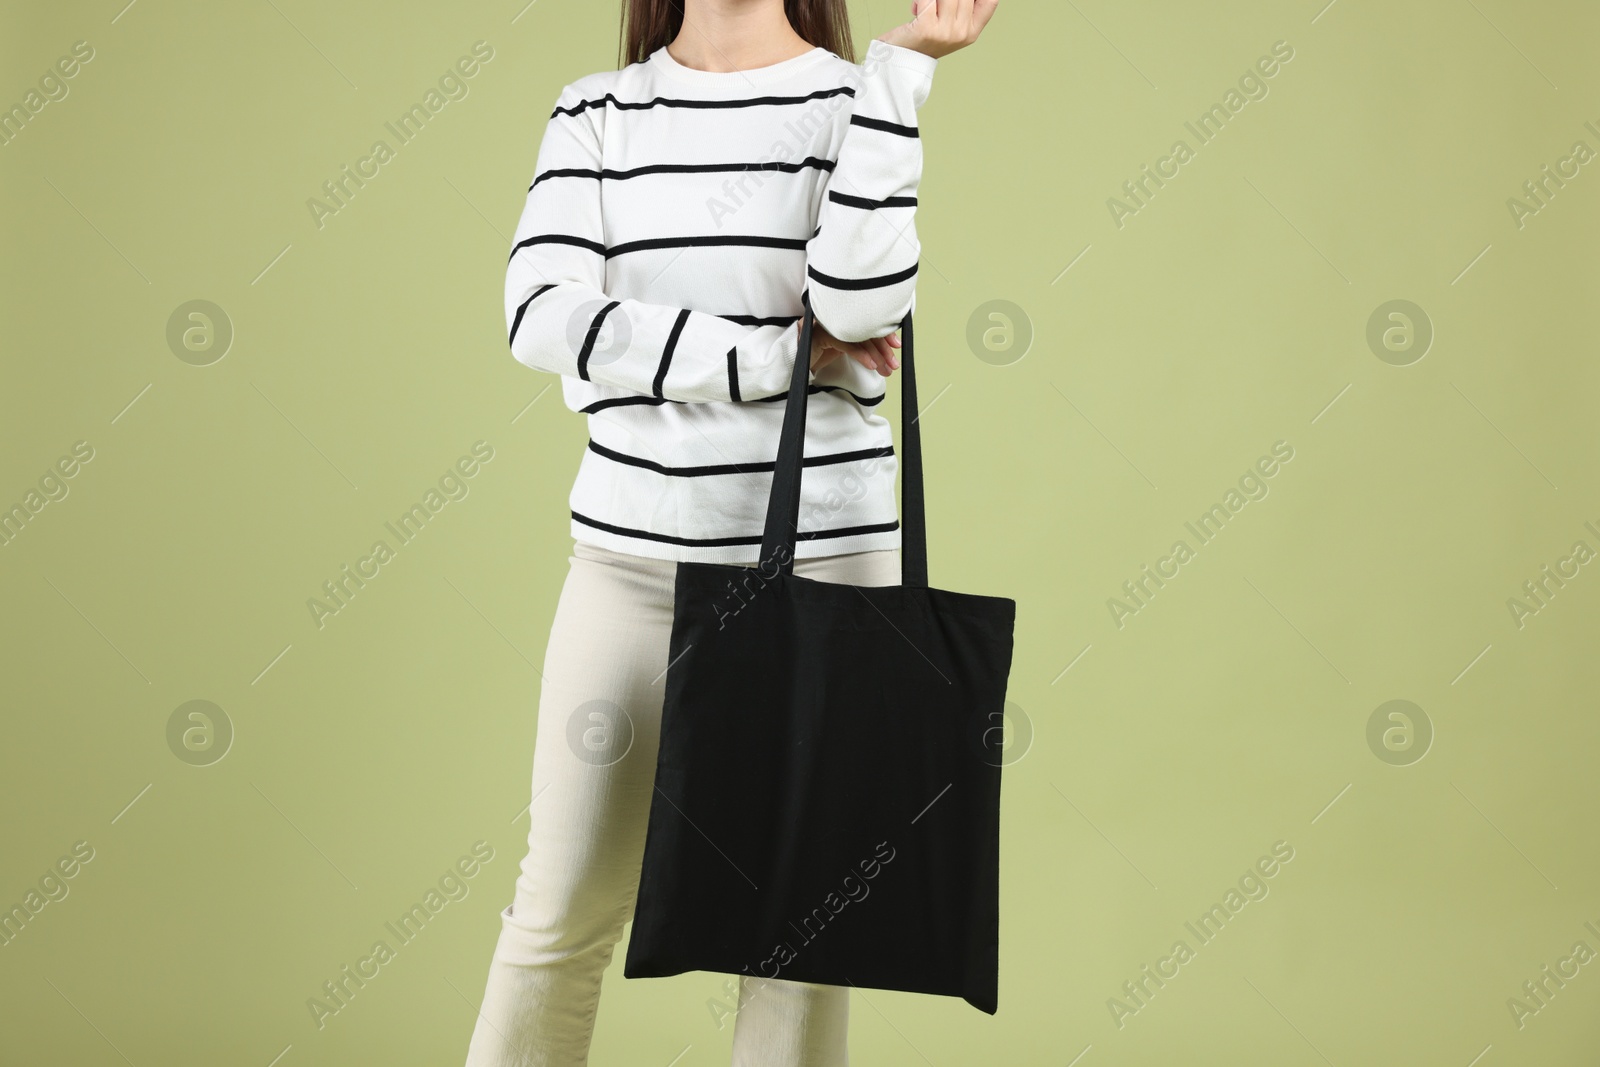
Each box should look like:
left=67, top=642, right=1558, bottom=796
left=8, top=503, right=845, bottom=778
left=665, top=0, right=814, bottom=73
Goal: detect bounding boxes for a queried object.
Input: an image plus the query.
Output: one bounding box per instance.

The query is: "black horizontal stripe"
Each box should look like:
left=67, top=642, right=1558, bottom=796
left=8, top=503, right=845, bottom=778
left=750, top=383, right=885, bottom=407
left=528, top=167, right=608, bottom=188
left=806, top=261, right=918, bottom=291
left=828, top=190, right=917, bottom=210
left=608, top=234, right=808, bottom=258
left=509, top=233, right=606, bottom=262
left=716, top=313, right=801, bottom=328
left=553, top=85, right=854, bottom=119
left=572, top=510, right=899, bottom=548
left=511, top=233, right=808, bottom=263
left=851, top=114, right=918, bottom=138
left=576, top=382, right=883, bottom=414
left=509, top=283, right=557, bottom=345
left=580, top=395, right=669, bottom=414
left=529, top=157, right=836, bottom=190
left=588, top=439, right=892, bottom=477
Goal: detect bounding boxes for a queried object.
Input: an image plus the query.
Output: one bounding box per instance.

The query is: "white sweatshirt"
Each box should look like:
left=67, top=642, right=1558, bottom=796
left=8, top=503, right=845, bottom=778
left=506, top=39, right=938, bottom=563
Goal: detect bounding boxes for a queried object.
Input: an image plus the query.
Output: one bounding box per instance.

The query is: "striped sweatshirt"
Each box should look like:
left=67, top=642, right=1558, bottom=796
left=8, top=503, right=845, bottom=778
left=506, top=38, right=937, bottom=563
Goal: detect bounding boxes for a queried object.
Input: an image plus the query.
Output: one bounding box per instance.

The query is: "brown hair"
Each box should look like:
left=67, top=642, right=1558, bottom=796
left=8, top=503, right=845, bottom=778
left=618, top=0, right=855, bottom=69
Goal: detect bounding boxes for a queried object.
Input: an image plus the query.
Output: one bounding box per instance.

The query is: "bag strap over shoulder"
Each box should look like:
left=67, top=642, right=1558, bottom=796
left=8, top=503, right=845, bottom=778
left=759, top=291, right=929, bottom=589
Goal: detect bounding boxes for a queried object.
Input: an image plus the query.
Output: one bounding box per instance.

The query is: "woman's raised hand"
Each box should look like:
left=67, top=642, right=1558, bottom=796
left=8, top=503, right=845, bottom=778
left=877, top=0, right=999, bottom=60
left=804, top=320, right=902, bottom=378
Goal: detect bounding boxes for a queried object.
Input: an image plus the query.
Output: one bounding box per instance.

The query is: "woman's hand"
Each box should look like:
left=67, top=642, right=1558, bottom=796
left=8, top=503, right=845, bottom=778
left=803, top=319, right=902, bottom=377
left=877, top=0, right=1000, bottom=60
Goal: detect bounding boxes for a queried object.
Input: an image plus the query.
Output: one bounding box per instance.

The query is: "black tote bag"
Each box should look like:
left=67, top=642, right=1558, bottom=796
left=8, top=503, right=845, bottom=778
left=622, top=294, right=1017, bottom=1014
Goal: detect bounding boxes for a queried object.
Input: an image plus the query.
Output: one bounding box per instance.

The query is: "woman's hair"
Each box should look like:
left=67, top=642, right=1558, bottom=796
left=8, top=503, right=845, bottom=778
left=618, top=0, right=856, bottom=68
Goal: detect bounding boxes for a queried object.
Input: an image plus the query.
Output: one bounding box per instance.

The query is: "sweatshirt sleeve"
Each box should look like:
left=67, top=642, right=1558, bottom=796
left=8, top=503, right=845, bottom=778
left=804, top=40, right=939, bottom=344
left=505, top=84, right=803, bottom=404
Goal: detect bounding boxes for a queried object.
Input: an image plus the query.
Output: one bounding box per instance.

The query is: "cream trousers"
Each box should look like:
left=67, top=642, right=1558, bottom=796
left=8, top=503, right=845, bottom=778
left=462, top=538, right=902, bottom=1067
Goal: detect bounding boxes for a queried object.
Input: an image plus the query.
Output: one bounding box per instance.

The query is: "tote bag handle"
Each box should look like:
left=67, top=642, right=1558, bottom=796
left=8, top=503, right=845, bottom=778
left=758, top=290, right=929, bottom=590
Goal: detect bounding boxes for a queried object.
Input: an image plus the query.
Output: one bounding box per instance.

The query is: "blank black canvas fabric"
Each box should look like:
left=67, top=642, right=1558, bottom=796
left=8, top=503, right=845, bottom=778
left=622, top=300, right=1017, bottom=1015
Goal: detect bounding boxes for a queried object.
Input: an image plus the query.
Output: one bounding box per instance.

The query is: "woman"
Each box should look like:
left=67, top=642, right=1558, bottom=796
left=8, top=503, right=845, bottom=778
left=464, top=1, right=997, bottom=1063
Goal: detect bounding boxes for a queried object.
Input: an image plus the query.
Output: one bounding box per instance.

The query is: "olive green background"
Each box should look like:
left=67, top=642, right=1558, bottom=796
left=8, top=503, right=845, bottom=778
left=3, top=0, right=1597, bottom=1063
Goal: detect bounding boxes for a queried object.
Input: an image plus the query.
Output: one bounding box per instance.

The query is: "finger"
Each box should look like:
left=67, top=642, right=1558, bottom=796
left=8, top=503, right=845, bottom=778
left=973, top=0, right=999, bottom=34
left=848, top=344, right=887, bottom=375
left=865, top=343, right=893, bottom=376
left=869, top=336, right=899, bottom=369
left=954, top=0, right=976, bottom=38
left=870, top=339, right=896, bottom=371
left=861, top=352, right=891, bottom=377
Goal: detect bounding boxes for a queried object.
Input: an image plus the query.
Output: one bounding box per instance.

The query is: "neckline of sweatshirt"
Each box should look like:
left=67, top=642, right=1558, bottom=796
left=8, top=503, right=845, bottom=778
left=646, top=43, right=836, bottom=88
